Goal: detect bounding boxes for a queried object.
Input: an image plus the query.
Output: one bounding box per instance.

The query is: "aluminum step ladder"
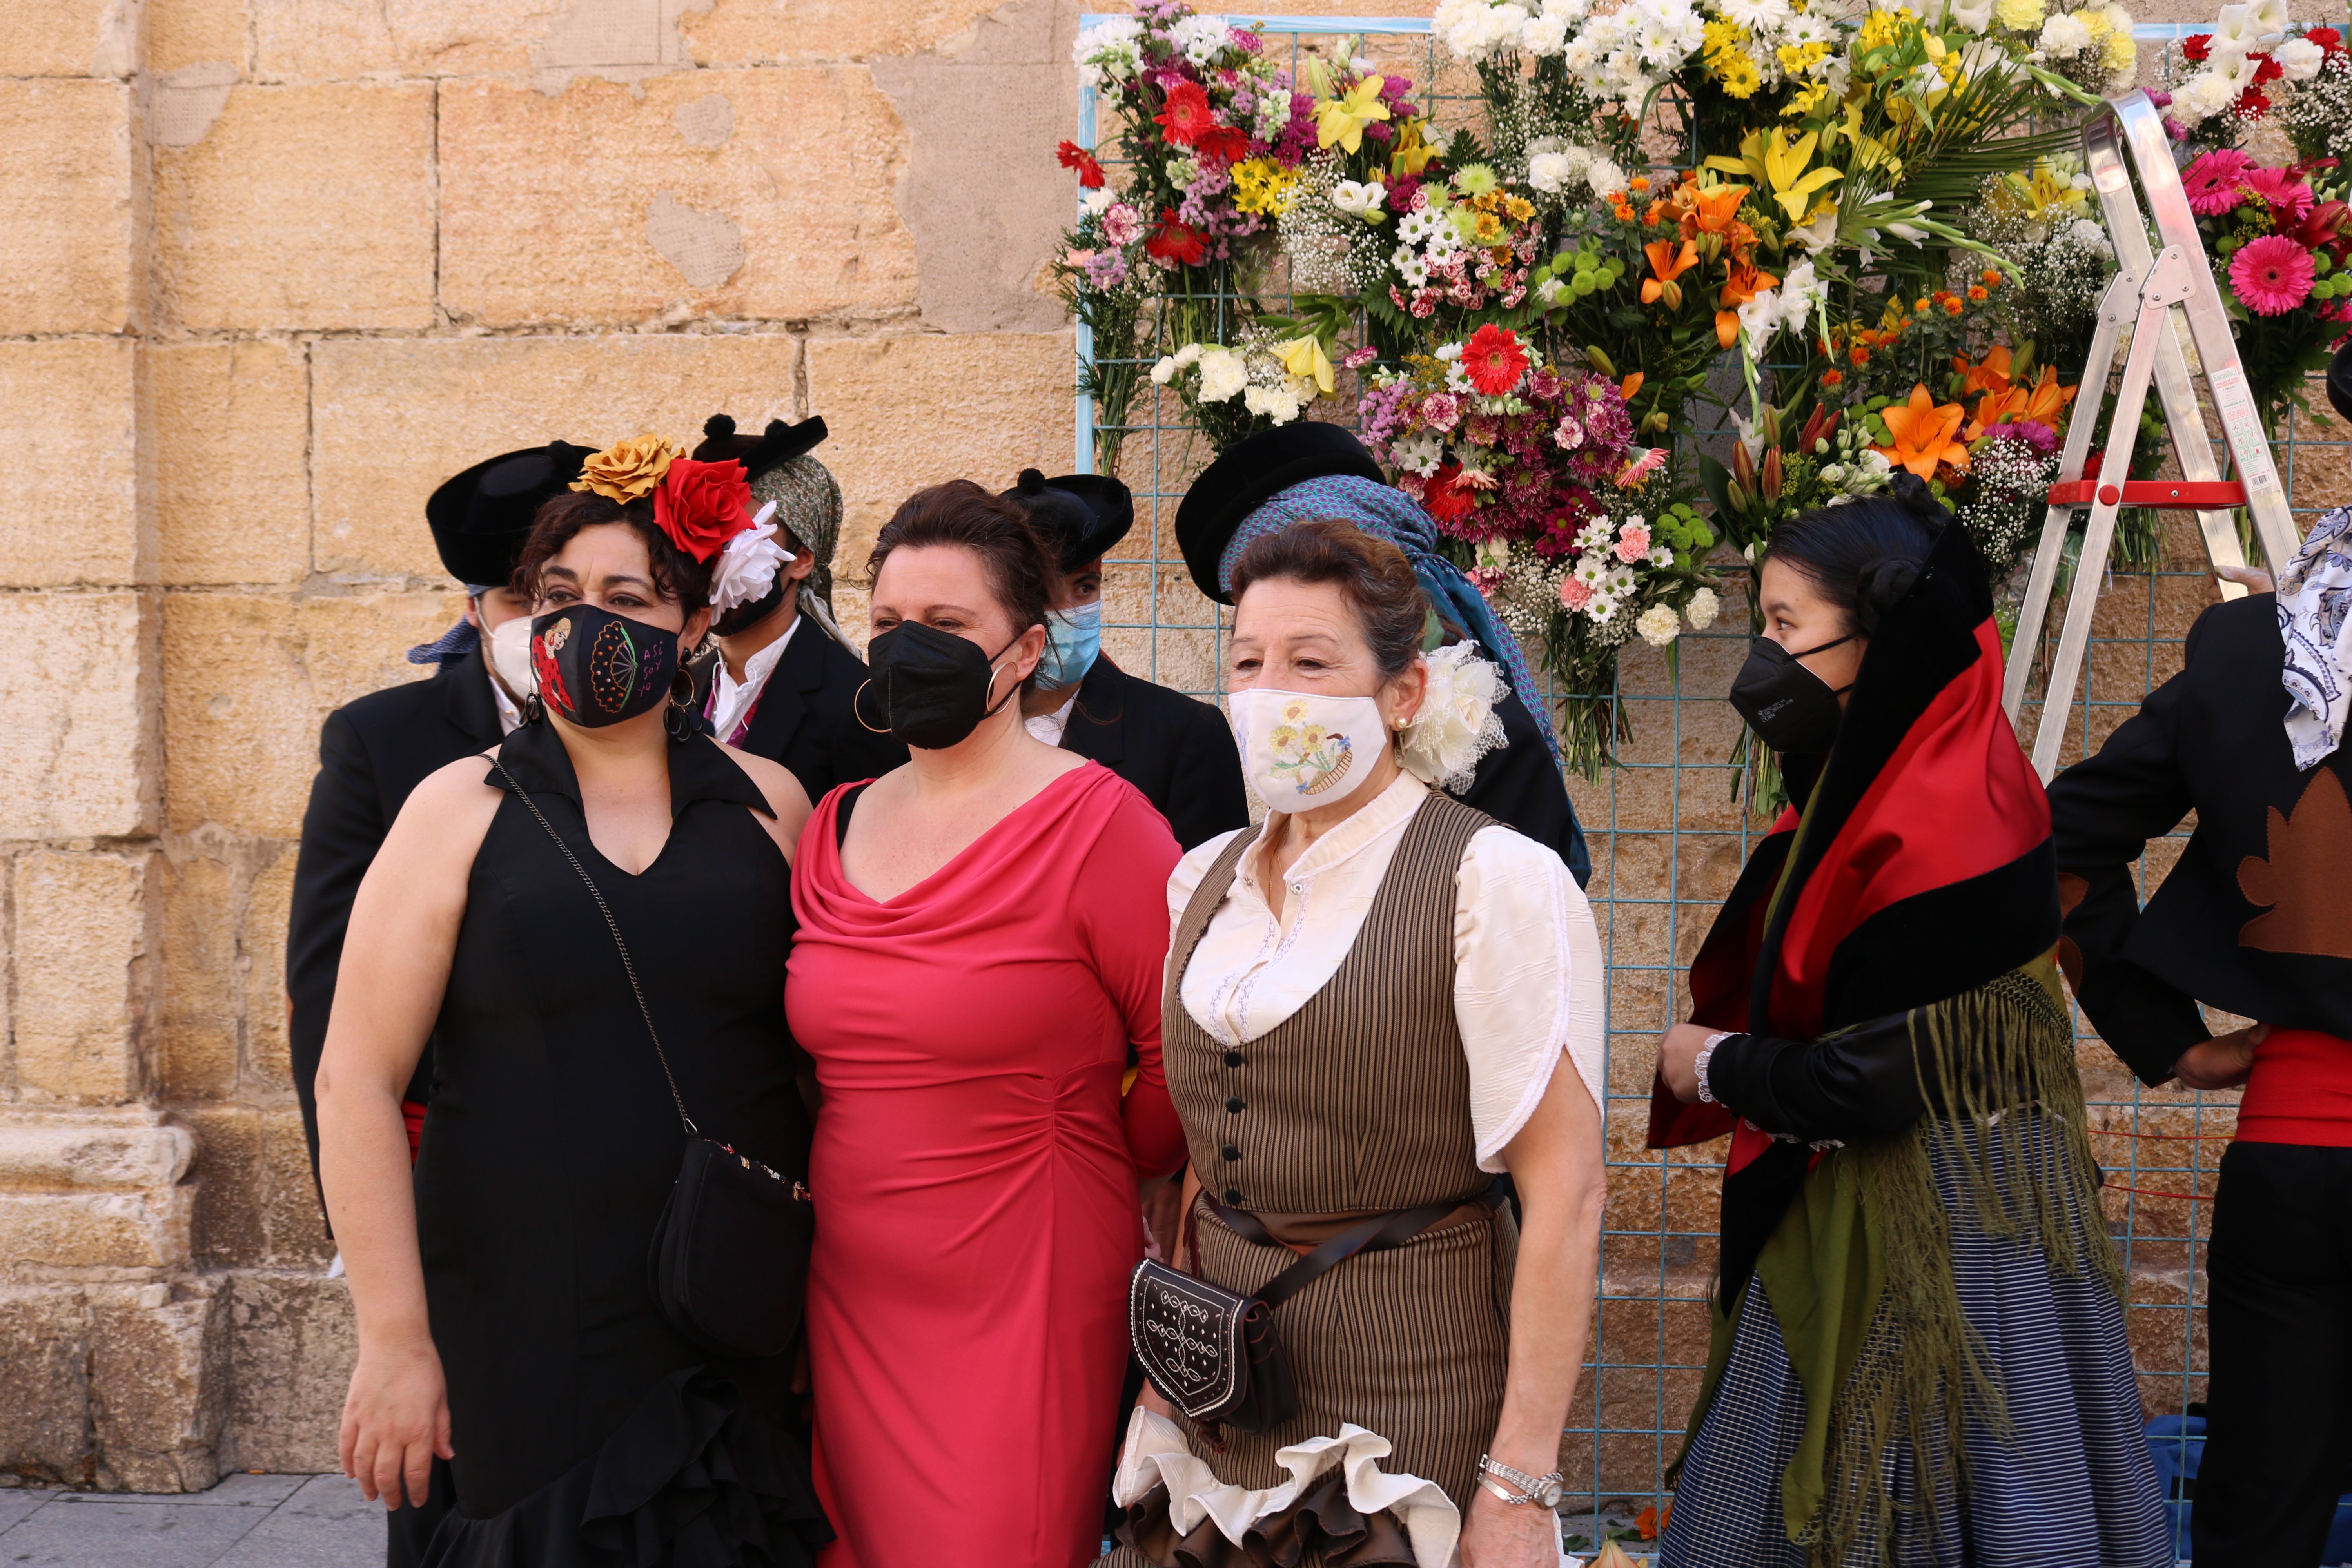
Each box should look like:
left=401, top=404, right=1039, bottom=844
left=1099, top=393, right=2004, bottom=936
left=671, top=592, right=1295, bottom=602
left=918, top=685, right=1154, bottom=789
left=2005, top=88, right=2308, bottom=780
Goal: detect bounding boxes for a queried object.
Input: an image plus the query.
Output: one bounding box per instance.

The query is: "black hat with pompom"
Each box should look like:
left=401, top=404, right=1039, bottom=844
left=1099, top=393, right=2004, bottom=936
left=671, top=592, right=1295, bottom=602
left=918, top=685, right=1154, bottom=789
left=1000, top=468, right=1134, bottom=572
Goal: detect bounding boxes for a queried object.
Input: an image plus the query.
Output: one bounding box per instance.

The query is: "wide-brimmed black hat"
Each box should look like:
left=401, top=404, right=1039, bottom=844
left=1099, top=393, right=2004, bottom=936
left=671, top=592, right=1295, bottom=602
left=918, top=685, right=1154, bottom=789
left=2329, top=342, right=2352, bottom=425
left=1174, top=423, right=1383, bottom=603
left=1001, top=469, right=1134, bottom=572
left=426, top=441, right=595, bottom=588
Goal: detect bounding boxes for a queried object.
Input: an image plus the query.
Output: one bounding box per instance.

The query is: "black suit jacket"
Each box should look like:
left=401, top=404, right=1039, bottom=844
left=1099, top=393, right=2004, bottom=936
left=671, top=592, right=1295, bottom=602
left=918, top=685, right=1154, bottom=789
left=286, top=648, right=505, bottom=1213
left=1056, top=656, right=1249, bottom=851
left=689, top=619, right=908, bottom=805
left=2049, top=592, right=2352, bottom=1084
left=1459, top=682, right=1591, bottom=887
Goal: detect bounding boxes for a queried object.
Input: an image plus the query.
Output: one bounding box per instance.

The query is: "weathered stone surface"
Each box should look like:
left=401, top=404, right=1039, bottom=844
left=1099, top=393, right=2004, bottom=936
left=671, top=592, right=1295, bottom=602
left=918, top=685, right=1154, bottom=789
left=805, top=330, right=1073, bottom=593
left=160, top=848, right=242, bottom=1103
left=0, top=1286, right=95, bottom=1486
left=224, top=1271, right=352, bottom=1475
left=0, top=0, right=139, bottom=76
left=437, top=69, right=915, bottom=326
left=0, top=592, right=155, bottom=840
left=0, top=80, right=135, bottom=336
left=0, top=1189, right=192, bottom=1279
left=684, top=0, right=1000, bottom=64
left=185, top=1107, right=329, bottom=1271
left=154, top=340, right=312, bottom=588
left=87, top=1277, right=230, bottom=1492
left=250, top=0, right=568, bottom=81
left=0, top=1112, right=195, bottom=1194
left=311, top=333, right=801, bottom=579
left=154, top=83, right=434, bottom=331
left=163, top=591, right=456, bottom=838
left=12, top=851, right=158, bottom=1107
left=245, top=852, right=298, bottom=1092
left=0, top=339, right=142, bottom=588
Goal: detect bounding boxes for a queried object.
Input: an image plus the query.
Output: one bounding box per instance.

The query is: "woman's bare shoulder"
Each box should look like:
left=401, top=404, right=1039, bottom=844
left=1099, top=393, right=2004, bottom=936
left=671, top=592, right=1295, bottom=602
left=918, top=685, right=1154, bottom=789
left=712, top=740, right=814, bottom=850
left=387, top=751, right=506, bottom=848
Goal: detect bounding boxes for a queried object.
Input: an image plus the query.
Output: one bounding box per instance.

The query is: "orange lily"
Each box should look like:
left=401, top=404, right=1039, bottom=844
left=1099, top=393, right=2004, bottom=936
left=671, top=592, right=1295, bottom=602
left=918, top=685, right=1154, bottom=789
left=1619, top=371, right=1645, bottom=402
left=1715, top=261, right=1780, bottom=348
left=1971, top=367, right=2076, bottom=432
left=1641, top=239, right=1700, bottom=309
left=1953, top=345, right=2014, bottom=401
left=1874, top=384, right=1970, bottom=481
left=1682, top=181, right=1753, bottom=252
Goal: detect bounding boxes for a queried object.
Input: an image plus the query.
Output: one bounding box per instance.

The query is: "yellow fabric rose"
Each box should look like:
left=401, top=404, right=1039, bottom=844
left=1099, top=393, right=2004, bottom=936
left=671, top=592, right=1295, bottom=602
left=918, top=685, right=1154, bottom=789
left=570, top=434, right=680, bottom=503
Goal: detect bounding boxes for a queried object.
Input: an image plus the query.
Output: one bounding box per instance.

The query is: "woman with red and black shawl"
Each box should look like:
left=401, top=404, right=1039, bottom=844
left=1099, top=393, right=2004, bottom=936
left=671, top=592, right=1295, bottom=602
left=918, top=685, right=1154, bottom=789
left=1648, top=479, right=2169, bottom=1568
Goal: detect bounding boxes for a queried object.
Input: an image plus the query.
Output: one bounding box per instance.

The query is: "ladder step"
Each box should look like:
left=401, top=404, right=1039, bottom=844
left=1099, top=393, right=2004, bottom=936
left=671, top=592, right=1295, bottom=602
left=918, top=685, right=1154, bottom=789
left=2044, top=479, right=2246, bottom=508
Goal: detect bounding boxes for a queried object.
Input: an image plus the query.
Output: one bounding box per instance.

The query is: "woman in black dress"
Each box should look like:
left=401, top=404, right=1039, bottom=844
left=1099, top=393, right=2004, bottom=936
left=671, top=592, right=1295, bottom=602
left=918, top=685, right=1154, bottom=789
left=316, top=451, right=829, bottom=1567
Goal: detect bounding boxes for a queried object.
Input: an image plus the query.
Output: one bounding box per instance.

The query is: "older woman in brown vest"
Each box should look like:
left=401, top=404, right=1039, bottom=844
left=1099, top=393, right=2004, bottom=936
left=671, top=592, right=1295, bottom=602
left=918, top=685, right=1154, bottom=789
left=1106, top=520, right=1607, bottom=1568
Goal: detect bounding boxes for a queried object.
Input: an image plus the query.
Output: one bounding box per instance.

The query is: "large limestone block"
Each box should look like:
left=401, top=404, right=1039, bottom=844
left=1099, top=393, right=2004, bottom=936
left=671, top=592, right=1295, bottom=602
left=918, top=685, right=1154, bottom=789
left=246, top=852, right=298, bottom=1090
left=312, top=333, right=802, bottom=579
left=147, top=0, right=253, bottom=74
left=185, top=1105, right=330, bottom=1270
left=163, top=590, right=456, bottom=838
left=87, top=1278, right=230, bottom=1492
left=0, top=338, right=143, bottom=588
left=225, top=1270, right=352, bottom=1474
left=160, top=848, right=242, bottom=1102
left=12, top=850, right=160, bottom=1107
left=0, top=1287, right=93, bottom=1486
left=0, top=0, right=138, bottom=76
left=0, top=1189, right=194, bottom=1279
left=684, top=0, right=1005, bottom=64
left=0, top=1111, right=196, bottom=1193
left=0, top=593, right=155, bottom=841
left=0, top=80, right=135, bottom=335
left=251, top=0, right=568, bottom=80
left=805, top=330, right=1074, bottom=579
left=437, top=69, right=916, bottom=326
left=154, top=340, right=312, bottom=587
left=154, top=83, right=435, bottom=332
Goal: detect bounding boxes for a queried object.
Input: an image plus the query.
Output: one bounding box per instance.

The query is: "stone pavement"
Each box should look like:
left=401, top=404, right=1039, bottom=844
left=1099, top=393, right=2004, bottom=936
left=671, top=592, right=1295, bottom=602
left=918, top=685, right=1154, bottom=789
left=0, top=1472, right=377, bottom=1567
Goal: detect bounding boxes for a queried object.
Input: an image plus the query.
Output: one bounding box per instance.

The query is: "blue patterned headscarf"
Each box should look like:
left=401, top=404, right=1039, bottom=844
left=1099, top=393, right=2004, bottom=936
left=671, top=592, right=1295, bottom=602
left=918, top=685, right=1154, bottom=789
left=1217, top=475, right=1563, bottom=767
left=405, top=586, right=499, bottom=665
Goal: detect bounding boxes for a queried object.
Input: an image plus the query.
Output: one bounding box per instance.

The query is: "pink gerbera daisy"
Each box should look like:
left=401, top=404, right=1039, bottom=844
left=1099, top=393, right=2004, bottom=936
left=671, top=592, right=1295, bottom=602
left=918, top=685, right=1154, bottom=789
left=2244, top=166, right=2316, bottom=220
left=2182, top=149, right=2255, bottom=215
left=2230, top=234, right=2316, bottom=314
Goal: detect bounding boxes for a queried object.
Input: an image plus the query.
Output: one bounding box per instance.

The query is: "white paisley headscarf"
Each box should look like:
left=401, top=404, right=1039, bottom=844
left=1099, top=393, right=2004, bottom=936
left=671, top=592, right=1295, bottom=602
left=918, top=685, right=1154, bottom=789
left=2280, top=505, right=2352, bottom=768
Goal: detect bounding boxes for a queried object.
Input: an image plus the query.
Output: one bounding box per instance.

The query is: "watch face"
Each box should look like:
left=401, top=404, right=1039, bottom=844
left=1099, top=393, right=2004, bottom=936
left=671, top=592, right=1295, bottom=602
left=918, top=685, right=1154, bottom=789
left=1538, top=1479, right=1564, bottom=1510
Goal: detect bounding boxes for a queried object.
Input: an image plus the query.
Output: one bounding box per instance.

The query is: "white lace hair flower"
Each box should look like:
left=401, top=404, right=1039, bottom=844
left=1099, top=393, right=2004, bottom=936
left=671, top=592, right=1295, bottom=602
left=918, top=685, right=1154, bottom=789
left=1398, top=642, right=1510, bottom=793
left=708, top=502, right=787, bottom=613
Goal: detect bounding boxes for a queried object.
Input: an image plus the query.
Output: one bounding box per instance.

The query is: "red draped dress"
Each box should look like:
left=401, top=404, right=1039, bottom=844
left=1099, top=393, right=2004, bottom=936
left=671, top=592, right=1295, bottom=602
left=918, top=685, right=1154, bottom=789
left=787, top=763, right=1188, bottom=1568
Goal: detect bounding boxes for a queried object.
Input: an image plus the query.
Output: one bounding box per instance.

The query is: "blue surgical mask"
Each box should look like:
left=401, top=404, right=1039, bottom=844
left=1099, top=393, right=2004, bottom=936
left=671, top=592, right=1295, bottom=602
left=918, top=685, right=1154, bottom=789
left=1038, top=600, right=1102, bottom=691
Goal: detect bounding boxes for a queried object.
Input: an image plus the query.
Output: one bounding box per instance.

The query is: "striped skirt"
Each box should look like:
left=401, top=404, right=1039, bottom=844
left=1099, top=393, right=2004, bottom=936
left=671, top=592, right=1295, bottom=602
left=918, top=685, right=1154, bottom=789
left=1661, top=1113, right=2172, bottom=1568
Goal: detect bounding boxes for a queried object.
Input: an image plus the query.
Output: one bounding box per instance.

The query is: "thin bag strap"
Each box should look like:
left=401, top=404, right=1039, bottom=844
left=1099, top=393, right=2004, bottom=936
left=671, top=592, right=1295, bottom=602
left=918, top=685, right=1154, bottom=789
left=488, top=756, right=699, bottom=1137
left=1226, top=1185, right=1504, bottom=1310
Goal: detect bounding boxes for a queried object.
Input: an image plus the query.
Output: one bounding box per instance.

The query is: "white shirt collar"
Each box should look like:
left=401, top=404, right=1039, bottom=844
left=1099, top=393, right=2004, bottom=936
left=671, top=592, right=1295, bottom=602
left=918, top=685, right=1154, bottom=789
left=1023, top=690, right=1081, bottom=747
left=708, top=614, right=801, bottom=740
left=484, top=654, right=524, bottom=735
left=1238, top=771, right=1428, bottom=900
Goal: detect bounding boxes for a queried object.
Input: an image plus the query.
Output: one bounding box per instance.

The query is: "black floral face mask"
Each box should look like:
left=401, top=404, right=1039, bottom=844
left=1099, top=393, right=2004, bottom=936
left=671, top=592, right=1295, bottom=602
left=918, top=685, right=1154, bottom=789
left=529, top=604, right=680, bottom=729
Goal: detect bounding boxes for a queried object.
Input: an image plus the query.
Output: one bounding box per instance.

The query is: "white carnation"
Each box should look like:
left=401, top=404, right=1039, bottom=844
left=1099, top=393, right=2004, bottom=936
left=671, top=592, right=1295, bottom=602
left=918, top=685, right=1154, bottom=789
left=2276, top=36, right=2324, bottom=78
left=2038, top=10, right=2090, bottom=51
left=1522, top=11, right=1570, bottom=53
left=1242, top=382, right=1303, bottom=423
left=1635, top=603, right=1682, bottom=647
left=1686, top=586, right=1720, bottom=630
left=1583, top=157, right=1629, bottom=198
left=1195, top=347, right=1249, bottom=403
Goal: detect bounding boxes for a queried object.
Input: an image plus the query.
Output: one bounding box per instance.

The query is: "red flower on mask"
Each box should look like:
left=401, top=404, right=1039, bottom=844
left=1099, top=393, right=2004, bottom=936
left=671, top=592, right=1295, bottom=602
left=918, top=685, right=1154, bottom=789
left=652, top=458, right=754, bottom=563
left=1056, top=139, right=1106, bottom=187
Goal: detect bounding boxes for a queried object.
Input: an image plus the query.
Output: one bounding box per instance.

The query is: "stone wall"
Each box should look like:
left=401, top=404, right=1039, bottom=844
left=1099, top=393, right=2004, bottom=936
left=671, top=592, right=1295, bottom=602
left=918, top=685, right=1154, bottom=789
left=0, top=0, right=2327, bottom=1499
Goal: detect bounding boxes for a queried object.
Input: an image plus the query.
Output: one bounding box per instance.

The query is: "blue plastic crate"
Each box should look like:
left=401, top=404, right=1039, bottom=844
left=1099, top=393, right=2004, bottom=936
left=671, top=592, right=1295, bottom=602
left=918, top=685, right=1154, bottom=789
left=2144, top=1415, right=2352, bottom=1564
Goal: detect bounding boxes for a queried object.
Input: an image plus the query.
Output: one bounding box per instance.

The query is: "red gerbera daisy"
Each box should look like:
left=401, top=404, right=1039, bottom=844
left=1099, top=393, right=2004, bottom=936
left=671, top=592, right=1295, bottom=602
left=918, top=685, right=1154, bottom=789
left=1461, top=325, right=1531, bottom=396
left=1056, top=139, right=1106, bottom=188
left=1154, top=81, right=1215, bottom=147
left=1421, top=464, right=1476, bottom=523
left=1194, top=123, right=1250, bottom=167
left=1145, top=209, right=1209, bottom=266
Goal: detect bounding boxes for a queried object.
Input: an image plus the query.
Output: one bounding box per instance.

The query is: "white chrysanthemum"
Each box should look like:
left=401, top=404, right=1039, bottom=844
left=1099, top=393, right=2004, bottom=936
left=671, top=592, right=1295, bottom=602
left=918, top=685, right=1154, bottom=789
left=1394, top=247, right=1430, bottom=286
left=1071, top=16, right=1144, bottom=85
left=1436, top=0, right=1533, bottom=59
left=1574, top=519, right=1614, bottom=554
left=1635, top=603, right=1681, bottom=647
left=1716, top=0, right=1792, bottom=31
left=1572, top=554, right=1611, bottom=586
left=1686, top=586, right=1720, bottom=630
left=1392, top=430, right=1446, bottom=476
left=1397, top=208, right=1446, bottom=245
left=1196, top=347, right=1249, bottom=403
left=1647, top=544, right=1675, bottom=569
left=1603, top=564, right=1638, bottom=599
left=1782, top=9, right=1837, bottom=45
left=1585, top=594, right=1619, bottom=625
left=1169, top=14, right=1234, bottom=66
left=1397, top=642, right=1510, bottom=792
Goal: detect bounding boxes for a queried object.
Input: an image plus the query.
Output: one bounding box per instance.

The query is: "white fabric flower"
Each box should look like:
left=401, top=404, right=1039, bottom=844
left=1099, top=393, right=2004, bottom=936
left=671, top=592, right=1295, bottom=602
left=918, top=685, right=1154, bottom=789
left=1635, top=603, right=1681, bottom=647
left=1686, top=586, right=1720, bottom=630
left=708, top=504, right=787, bottom=613
left=1398, top=642, right=1510, bottom=793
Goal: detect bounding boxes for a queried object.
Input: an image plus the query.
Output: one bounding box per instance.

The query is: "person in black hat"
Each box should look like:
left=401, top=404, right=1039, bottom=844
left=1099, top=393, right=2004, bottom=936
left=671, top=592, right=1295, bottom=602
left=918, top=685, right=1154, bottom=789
left=1175, top=423, right=1590, bottom=884
left=285, top=440, right=591, bottom=1232
left=2044, top=347, right=2352, bottom=1568
left=1001, top=468, right=1248, bottom=851
left=684, top=414, right=908, bottom=801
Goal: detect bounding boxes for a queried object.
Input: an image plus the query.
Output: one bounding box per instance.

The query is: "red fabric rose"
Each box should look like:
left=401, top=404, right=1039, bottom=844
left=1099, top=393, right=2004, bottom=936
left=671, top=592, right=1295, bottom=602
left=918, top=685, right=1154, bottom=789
left=652, top=458, right=753, bottom=563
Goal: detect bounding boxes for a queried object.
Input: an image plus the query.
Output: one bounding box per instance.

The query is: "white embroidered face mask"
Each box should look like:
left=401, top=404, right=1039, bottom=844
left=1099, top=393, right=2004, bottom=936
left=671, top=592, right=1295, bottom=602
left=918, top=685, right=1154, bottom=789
left=487, top=613, right=537, bottom=702
left=1227, top=687, right=1388, bottom=814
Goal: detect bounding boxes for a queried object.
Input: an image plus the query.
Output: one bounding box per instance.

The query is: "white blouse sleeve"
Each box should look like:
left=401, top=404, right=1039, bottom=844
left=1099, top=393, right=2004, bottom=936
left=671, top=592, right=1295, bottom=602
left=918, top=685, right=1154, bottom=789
left=1166, top=828, right=1246, bottom=993
left=1453, top=825, right=1606, bottom=1172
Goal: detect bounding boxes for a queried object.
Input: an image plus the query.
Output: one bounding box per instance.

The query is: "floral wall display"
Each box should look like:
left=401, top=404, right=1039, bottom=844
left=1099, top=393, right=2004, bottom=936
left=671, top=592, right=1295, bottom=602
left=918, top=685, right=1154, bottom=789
left=1052, top=0, right=2344, bottom=780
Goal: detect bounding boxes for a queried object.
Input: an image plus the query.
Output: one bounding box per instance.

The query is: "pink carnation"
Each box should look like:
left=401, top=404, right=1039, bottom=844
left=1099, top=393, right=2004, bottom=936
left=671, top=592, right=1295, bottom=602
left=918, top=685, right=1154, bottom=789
left=1421, top=392, right=1462, bottom=432
left=2182, top=149, right=2254, bottom=215
left=1613, top=524, right=1651, bottom=562
left=2230, top=233, right=2316, bottom=314
left=1102, top=204, right=1144, bottom=246
left=1559, top=575, right=1595, bottom=611
left=1342, top=344, right=1380, bottom=370
left=1554, top=414, right=1586, bottom=450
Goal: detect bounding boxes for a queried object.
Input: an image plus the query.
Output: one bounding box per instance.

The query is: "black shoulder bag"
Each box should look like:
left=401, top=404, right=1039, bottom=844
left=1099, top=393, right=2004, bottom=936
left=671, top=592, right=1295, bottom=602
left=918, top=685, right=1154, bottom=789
left=1128, top=1186, right=1502, bottom=1434
left=492, top=759, right=814, bottom=1361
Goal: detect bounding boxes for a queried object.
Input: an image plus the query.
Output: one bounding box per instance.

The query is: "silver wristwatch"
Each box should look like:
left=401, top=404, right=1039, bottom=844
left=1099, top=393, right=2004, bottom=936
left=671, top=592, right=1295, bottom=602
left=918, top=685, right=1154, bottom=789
left=1476, top=1454, right=1565, bottom=1509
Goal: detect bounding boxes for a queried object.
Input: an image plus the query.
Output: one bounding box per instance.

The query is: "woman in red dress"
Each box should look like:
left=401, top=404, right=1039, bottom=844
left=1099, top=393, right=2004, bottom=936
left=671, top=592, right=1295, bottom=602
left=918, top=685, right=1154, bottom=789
left=788, top=481, right=1188, bottom=1567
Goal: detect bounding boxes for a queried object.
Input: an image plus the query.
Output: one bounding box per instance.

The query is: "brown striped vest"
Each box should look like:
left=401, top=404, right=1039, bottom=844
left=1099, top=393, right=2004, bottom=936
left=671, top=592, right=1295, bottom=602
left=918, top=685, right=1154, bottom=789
left=1164, top=790, right=1495, bottom=1216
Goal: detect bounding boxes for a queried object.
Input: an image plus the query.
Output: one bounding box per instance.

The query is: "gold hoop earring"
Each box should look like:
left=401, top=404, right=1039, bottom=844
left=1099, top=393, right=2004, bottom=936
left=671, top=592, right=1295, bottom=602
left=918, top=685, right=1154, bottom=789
left=852, top=679, right=891, bottom=735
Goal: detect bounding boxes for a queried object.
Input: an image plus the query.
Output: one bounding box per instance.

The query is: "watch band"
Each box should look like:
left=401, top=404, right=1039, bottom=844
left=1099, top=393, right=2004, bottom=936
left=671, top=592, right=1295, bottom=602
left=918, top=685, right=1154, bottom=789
left=1476, top=1454, right=1565, bottom=1507
left=1693, top=1031, right=1735, bottom=1104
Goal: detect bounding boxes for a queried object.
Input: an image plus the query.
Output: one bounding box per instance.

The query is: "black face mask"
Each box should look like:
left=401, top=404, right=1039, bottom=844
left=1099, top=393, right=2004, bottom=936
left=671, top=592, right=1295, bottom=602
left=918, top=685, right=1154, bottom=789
left=710, top=575, right=789, bottom=639
left=530, top=604, right=681, bottom=729
left=861, top=620, right=1022, bottom=750
left=1728, top=632, right=1856, bottom=755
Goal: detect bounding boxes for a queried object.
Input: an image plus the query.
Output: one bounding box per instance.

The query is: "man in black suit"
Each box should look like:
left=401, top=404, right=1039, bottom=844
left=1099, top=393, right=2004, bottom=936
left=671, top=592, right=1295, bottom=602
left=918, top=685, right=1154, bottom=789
left=1001, top=468, right=1249, bottom=851
left=686, top=414, right=907, bottom=799
left=286, top=441, right=591, bottom=1216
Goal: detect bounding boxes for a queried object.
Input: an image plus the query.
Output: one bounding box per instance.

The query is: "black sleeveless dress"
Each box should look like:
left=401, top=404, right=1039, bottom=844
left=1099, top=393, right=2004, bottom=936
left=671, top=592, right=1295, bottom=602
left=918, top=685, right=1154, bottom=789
left=402, top=718, right=830, bottom=1568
